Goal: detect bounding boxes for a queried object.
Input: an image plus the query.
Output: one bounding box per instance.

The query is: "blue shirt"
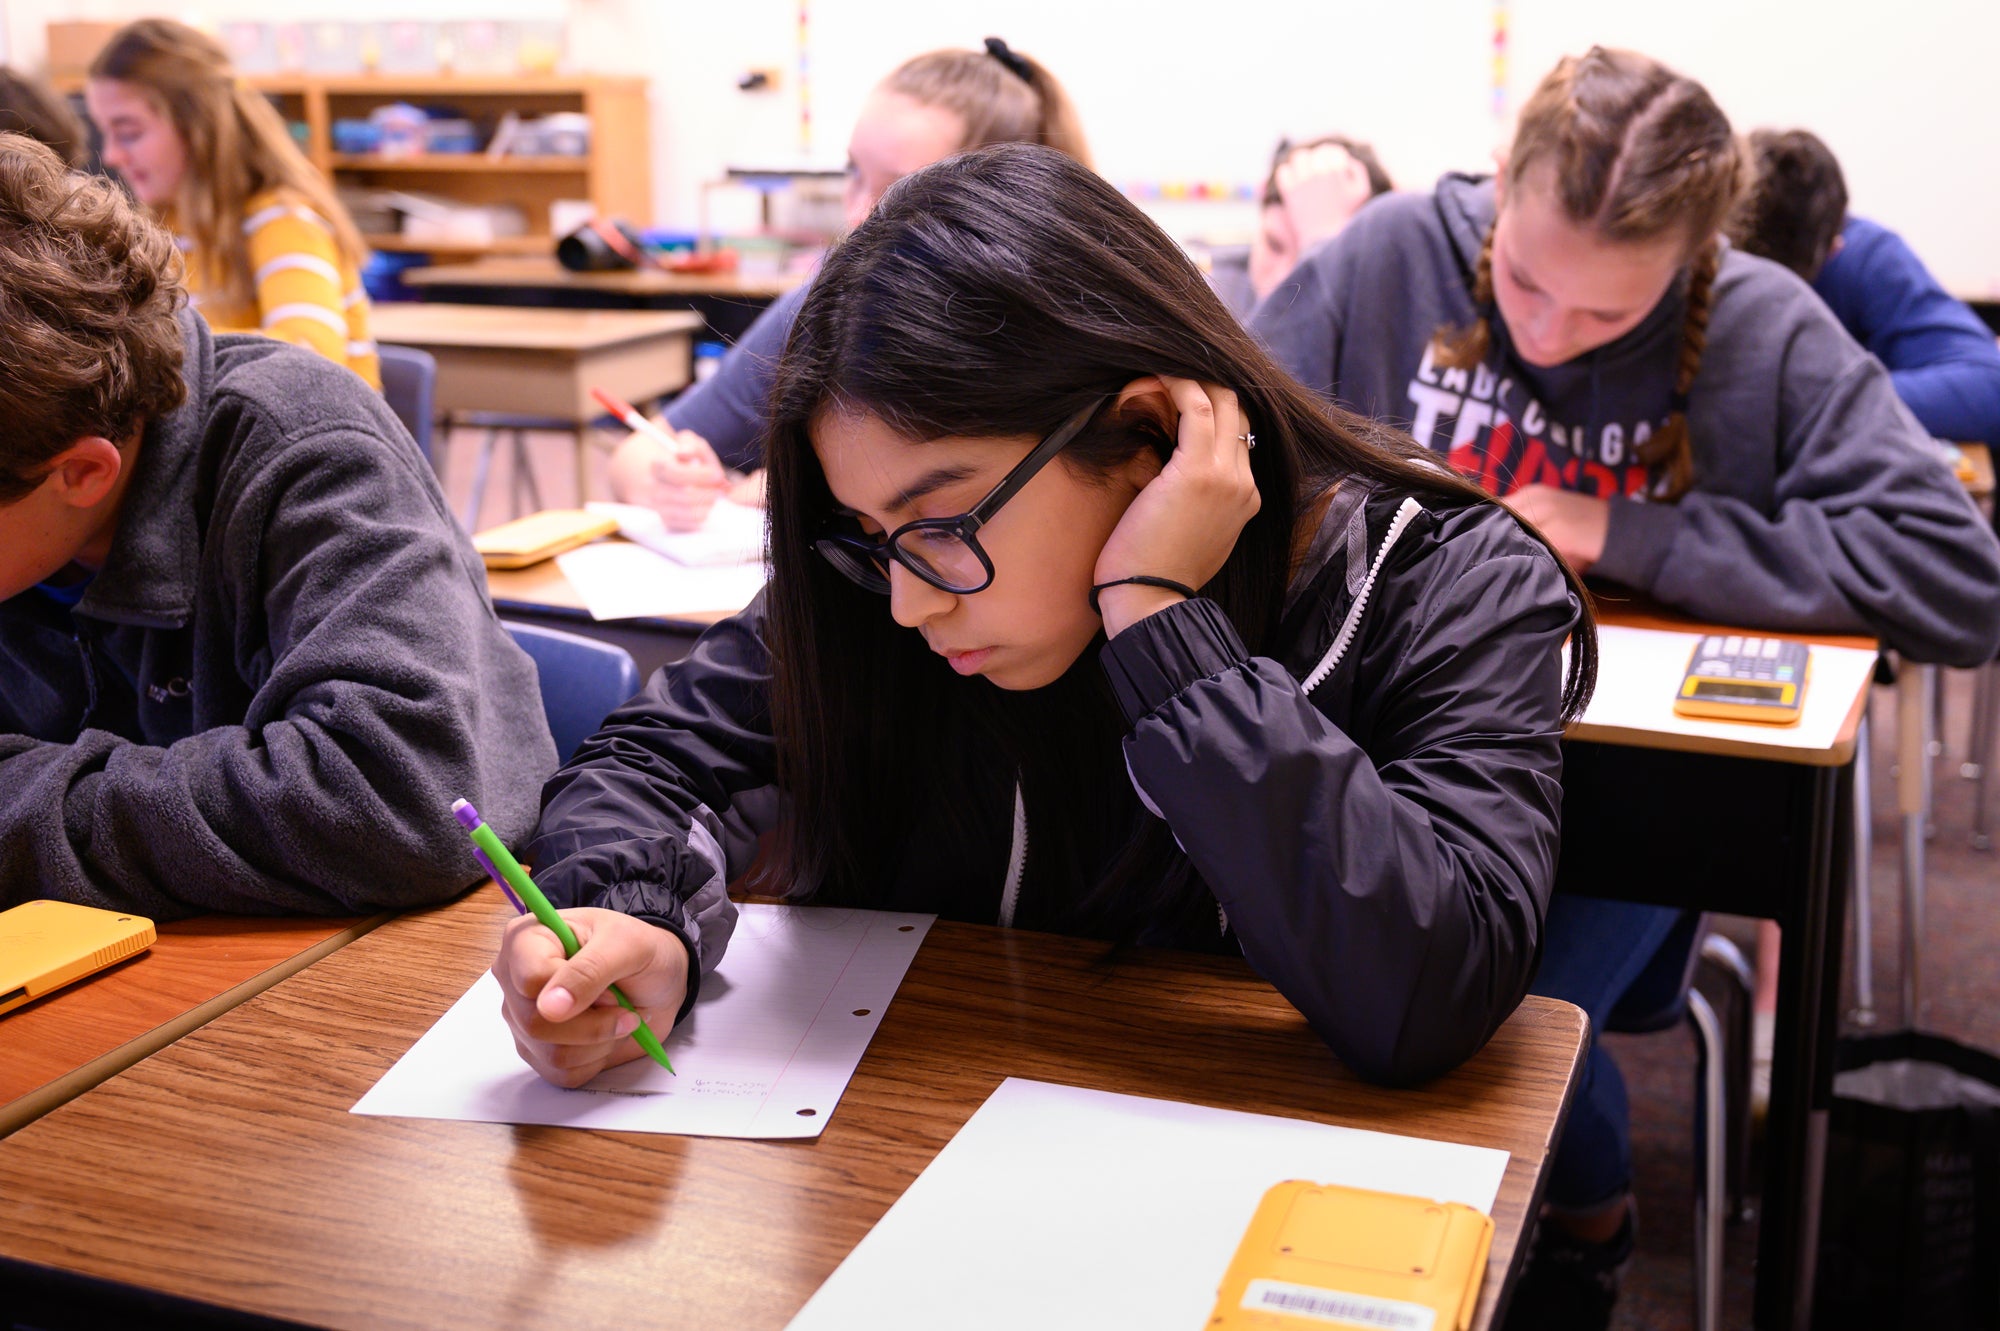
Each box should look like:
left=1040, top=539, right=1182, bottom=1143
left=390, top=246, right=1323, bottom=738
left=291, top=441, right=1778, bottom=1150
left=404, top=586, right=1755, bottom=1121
left=664, top=281, right=811, bottom=473
left=33, top=572, right=93, bottom=607
left=1814, top=216, right=2000, bottom=445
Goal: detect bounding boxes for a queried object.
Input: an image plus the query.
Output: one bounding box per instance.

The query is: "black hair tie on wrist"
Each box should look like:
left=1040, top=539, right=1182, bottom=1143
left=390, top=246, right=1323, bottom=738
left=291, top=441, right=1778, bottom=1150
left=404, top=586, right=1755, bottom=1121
left=1089, top=575, right=1198, bottom=615
left=984, top=36, right=1034, bottom=84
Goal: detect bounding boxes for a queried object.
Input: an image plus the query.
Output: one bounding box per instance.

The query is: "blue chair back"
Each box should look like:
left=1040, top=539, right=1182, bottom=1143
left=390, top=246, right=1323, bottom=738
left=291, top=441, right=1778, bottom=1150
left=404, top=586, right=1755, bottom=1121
left=378, top=343, right=437, bottom=465
left=502, top=621, right=641, bottom=761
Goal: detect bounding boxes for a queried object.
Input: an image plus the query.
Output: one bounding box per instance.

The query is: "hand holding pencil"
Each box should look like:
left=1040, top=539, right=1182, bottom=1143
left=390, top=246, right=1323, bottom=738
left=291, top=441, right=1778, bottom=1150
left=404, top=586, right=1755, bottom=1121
left=596, top=388, right=727, bottom=531
left=458, top=798, right=690, bottom=1088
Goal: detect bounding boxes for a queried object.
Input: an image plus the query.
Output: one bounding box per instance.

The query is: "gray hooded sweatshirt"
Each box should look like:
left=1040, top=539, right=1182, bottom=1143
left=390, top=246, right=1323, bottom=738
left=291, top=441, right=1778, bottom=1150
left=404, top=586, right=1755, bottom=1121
left=0, top=312, right=558, bottom=918
left=1251, top=173, right=2000, bottom=666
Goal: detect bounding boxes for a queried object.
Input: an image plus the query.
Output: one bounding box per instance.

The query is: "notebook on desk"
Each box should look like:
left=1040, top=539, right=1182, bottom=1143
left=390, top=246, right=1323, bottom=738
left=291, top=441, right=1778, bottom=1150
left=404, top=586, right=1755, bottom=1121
left=587, top=499, right=766, bottom=566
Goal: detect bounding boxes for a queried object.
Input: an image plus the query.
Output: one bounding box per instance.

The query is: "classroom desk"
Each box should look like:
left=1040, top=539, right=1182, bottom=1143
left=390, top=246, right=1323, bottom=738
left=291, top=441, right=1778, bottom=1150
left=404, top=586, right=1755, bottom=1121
left=370, top=304, right=705, bottom=506
left=0, top=894, right=1587, bottom=1331
left=1564, top=601, right=1878, bottom=1331
left=0, top=914, right=384, bottom=1139
left=475, top=552, right=1870, bottom=1326
left=404, top=256, right=804, bottom=342
left=483, top=537, right=730, bottom=678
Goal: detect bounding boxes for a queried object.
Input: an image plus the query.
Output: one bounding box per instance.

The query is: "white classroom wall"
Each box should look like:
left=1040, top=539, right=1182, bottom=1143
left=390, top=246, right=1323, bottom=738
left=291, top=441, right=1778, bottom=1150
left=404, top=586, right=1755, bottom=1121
left=11, top=0, right=1998, bottom=294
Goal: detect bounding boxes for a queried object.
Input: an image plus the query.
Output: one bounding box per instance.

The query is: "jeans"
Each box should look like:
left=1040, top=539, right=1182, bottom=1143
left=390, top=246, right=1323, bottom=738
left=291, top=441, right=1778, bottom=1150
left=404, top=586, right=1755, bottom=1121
left=1530, top=893, right=1685, bottom=1211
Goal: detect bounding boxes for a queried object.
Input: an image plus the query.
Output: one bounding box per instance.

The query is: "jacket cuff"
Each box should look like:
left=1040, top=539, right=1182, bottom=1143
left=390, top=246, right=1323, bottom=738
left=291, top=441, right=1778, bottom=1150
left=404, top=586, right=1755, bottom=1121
left=636, top=913, right=703, bottom=1026
left=1099, top=597, right=1250, bottom=728
left=594, top=878, right=704, bottom=1026
left=1594, top=497, right=1683, bottom=592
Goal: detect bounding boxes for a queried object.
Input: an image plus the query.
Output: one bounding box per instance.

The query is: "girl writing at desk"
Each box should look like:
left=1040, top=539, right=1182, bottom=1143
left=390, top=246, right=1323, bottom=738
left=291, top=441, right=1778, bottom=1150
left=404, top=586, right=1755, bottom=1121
left=605, top=39, right=1089, bottom=529
left=493, top=144, right=1597, bottom=1100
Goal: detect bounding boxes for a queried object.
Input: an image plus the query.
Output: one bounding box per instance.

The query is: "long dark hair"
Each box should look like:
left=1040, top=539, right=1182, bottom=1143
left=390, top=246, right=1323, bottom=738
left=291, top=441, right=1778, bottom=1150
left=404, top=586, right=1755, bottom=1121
left=761, top=143, right=1595, bottom=929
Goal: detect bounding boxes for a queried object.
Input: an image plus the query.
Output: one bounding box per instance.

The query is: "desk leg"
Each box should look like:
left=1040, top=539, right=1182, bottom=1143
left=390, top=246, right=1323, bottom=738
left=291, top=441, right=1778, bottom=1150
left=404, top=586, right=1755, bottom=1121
left=1755, top=761, right=1851, bottom=1330
left=1896, top=663, right=1935, bottom=1022
left=1848, top=712, right=1875, bottom=1026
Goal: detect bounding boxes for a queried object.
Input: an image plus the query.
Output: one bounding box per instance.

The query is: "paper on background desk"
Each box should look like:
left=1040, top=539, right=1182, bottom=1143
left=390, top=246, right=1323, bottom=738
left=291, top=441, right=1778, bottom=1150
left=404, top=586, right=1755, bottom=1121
left=587, top=498, right=766, bottom=566
left=1575, top=625, right=1878, bottom=754
left=352, top=905, right=933, bottom=1139
left=788, top=1078, right=1510, bottom=1331
left=553, top=540, right=766, bottom=621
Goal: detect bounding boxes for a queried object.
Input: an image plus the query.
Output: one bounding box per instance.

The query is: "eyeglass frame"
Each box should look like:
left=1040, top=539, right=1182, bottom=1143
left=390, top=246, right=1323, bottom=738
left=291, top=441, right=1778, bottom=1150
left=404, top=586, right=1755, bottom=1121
left=813, top=394, right=1111, bottom=596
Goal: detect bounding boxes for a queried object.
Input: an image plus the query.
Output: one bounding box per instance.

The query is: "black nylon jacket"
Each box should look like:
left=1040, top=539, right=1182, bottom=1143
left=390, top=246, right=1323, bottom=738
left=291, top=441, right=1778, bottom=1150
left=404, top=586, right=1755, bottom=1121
left=526, top=484, right=1580, bottom=1086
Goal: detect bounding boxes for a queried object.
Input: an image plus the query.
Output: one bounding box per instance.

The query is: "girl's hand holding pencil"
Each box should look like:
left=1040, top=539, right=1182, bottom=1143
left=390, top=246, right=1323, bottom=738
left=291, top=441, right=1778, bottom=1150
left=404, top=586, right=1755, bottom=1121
left=494, top=905, right=691, bottom=1088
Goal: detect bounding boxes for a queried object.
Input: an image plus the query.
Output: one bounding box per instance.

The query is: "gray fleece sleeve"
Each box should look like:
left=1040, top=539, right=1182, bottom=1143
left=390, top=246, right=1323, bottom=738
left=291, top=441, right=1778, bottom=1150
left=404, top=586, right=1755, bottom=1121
left=0, top=427, right=558, bottom=918
left=1595, top=324, right=2000, bottom=667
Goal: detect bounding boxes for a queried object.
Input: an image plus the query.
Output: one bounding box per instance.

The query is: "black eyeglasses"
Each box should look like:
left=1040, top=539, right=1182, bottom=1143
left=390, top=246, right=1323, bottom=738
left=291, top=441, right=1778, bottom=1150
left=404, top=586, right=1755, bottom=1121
left=814, top=395, right=1109, bottom=596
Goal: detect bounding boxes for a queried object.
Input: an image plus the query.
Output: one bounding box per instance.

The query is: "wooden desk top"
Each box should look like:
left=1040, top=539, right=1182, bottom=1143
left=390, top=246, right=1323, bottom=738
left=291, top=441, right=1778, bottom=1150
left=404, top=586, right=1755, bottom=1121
left=405, top=256, right=806, bottom=300
left=371, top=303, right=704, bottom=352
left=0, top=913, right=383, bottom=1137
left=483, top=538, right=735, bottom=626
left=0, top=895, right=1584, bottom=1331
left=1573, top=599, right=1878, bottom=766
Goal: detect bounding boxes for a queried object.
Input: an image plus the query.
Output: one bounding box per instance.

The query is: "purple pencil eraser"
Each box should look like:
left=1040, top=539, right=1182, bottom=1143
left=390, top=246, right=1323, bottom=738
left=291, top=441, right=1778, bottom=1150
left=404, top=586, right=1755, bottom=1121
left=452, top=798, right=481, bottom=830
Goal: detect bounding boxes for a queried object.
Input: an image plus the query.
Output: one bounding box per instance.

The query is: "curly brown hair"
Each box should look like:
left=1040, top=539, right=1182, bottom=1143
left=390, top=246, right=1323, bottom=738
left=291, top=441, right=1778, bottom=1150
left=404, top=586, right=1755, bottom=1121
left=0, top=132, right=187, bottom=502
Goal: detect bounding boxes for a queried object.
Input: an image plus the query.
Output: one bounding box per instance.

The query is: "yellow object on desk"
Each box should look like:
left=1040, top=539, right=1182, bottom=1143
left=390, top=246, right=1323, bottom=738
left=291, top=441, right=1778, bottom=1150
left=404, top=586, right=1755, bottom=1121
left=1210, top=1180, right=1493, bottom=1330
left=0, top=901, right=156, bottom=1016
left=1672, top=634, right=1811, bottom=726
left=471, top=509, right=617, bottom=569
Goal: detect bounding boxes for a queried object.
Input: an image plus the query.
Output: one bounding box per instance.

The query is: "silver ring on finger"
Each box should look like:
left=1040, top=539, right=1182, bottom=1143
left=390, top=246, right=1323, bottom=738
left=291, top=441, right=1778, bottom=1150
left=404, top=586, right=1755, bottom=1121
left=1237, top=432, right=1257, bottom=449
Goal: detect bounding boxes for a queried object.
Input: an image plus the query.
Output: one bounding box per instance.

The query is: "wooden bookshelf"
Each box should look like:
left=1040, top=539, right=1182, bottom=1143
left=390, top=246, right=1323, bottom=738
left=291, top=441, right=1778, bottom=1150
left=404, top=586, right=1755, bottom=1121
left=60, top=72, right=651, bottom=259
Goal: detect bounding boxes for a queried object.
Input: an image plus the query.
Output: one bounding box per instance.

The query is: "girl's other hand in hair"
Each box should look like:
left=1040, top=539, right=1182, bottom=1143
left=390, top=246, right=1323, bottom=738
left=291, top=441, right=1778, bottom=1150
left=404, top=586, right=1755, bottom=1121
left=1093, top=377, right=1260, bottom=637
left=1505, top=484, right=1610, bottom=573
left=1276, top=143, right=1374, bottom=255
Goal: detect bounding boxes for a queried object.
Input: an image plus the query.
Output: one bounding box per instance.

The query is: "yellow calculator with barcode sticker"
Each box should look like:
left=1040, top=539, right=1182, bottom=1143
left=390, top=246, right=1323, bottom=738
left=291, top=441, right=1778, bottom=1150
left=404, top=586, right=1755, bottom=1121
left=1673, top=634, right=1810, bottom=725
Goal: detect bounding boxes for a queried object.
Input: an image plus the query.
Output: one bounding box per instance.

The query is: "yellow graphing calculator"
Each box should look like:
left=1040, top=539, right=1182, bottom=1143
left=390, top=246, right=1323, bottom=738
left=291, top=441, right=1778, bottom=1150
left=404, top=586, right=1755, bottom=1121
left=1673, top=634, right=1811, bottom=725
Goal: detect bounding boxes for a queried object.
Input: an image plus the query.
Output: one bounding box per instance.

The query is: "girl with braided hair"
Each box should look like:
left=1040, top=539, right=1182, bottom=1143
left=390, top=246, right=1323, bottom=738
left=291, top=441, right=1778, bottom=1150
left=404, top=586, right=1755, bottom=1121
left=1254, top=46, right=2000, bottom=1330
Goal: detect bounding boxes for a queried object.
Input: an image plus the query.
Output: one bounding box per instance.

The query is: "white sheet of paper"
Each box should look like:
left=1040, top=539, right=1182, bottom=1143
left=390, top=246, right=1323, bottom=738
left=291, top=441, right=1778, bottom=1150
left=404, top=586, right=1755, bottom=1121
left=787, top=1078, right=1510, bottom=1331
left=352, top=904, right=934, bottom=1139
left=586, top=499, right=767, bottom=567
left=553, top=540, right=766, bottom=621
left=1577, top=625, right=1877, bottom=753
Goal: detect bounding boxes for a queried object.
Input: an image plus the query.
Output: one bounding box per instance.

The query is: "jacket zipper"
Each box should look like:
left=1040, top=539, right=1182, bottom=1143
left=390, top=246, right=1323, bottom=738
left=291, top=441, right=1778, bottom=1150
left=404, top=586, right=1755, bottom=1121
left=1003, top=498, right=1424, bottom=938
left=998, top=781, right=1027, bottom=928
left=1301, top=497, right=1424, bottom=695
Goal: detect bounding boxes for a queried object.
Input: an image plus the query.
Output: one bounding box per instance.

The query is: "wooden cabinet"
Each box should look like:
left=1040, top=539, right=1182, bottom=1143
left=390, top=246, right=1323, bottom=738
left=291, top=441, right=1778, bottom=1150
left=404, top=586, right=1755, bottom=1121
left=67, top=72, right=652, bottom=258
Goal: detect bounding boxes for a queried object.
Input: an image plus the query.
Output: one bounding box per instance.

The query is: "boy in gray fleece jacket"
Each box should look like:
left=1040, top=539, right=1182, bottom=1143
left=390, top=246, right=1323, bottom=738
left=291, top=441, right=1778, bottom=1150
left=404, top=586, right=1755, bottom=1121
left=0, top=134, right=555, bottom=919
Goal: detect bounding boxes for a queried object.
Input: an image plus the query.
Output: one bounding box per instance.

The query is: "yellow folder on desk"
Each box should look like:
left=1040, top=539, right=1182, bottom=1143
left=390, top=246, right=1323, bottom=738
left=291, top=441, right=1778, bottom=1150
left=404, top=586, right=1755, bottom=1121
left=1209, top=1180, right=1493, bottom=1330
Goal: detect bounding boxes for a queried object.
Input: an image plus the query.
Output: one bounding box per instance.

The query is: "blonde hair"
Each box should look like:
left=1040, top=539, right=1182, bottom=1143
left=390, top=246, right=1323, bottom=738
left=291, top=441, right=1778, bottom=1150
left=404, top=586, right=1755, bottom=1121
left=90, top=19, right=369, bottom=312
left=1436, top=47, right=1746, bottom=499
left=882, top=40, right=1091, bottom=169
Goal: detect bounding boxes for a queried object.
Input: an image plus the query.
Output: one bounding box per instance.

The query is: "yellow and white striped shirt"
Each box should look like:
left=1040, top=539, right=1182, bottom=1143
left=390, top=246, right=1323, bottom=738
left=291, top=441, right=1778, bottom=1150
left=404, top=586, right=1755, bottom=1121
left=184, top=188, right=381, bottom=390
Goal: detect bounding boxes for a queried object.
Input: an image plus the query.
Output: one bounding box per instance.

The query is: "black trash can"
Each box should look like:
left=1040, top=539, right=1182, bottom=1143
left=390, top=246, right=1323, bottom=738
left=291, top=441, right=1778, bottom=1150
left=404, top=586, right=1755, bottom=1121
left=1816, top=1030, right=2000, bottom=1329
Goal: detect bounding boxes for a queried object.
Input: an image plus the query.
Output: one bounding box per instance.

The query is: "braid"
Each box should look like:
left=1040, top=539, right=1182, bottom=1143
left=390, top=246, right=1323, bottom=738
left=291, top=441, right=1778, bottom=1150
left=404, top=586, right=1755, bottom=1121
left=1432, top=224, right=1495, bottom=370
left=1637, top=239, right=1719, bottom=500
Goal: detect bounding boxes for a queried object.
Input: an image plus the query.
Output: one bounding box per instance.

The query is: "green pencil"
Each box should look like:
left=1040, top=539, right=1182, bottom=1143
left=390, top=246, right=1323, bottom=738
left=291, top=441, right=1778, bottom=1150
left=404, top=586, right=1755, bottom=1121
left=453, top=799, right=675, bottom=1074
